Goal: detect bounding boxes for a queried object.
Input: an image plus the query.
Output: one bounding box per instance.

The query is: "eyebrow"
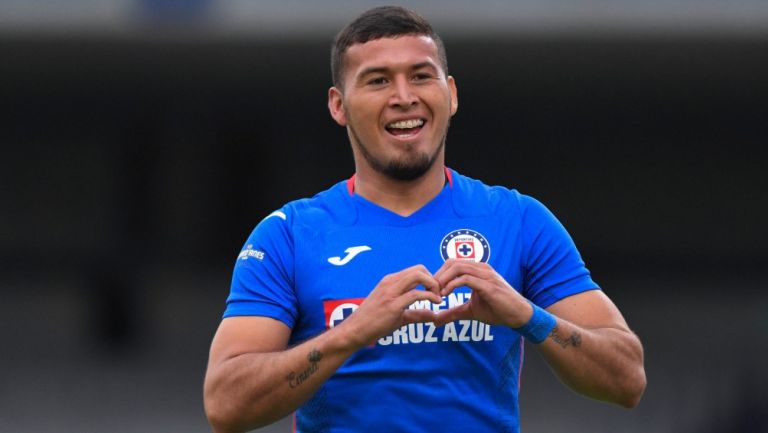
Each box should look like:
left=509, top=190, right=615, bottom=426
left=356, top=61, right=440, bottom=81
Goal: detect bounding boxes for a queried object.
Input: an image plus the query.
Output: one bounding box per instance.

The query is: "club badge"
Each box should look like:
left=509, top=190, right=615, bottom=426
left=440, top=229, right=491, bottom=263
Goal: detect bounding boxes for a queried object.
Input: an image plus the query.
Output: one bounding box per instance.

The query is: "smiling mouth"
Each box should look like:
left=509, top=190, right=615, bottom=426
left=385, top=118, right=426, bottom=138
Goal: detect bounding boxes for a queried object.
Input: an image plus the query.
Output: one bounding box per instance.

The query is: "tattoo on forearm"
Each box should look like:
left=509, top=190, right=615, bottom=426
left=549, top=326, right=582, bottom=349
left=287, top=349, right=324, bottom=389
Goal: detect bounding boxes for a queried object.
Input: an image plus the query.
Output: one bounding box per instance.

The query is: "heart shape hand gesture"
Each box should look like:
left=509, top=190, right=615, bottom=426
left=338, top=259, right=533, bottom=350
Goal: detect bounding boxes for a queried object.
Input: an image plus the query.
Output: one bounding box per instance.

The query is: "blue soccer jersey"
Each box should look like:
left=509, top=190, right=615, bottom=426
left=224, top=169, right=599, bottom=433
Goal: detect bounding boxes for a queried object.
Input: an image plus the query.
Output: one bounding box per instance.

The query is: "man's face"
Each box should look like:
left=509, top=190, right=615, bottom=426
left=328, top=35, right=458, bottom=181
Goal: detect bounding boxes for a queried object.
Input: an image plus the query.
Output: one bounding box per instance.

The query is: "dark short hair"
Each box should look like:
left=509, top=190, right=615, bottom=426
left=331, top=6, right=448, bottom=89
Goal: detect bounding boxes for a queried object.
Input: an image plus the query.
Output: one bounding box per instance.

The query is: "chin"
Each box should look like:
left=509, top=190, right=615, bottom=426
left=381, top=153, right=436, bottom=181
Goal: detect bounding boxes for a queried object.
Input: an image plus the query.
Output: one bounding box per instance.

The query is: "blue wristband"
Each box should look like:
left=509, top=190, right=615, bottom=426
left=515, top=301, right=557, bottom=344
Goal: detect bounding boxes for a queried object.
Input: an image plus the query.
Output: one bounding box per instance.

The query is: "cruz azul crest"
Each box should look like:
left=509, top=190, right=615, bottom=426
left=440, top=229, right=491, bottom=263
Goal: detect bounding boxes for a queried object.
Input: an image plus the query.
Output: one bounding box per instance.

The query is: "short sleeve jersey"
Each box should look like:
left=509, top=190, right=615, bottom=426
left=224, top=169, right=599, bottom=433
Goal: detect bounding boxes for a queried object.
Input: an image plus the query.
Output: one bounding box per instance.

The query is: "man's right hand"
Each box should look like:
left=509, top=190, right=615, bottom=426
left=338, top=264, right=443, bottom=349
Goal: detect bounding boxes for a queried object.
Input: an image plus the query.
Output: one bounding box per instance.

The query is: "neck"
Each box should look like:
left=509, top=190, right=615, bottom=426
left=352, top=163, right=447, bottom=217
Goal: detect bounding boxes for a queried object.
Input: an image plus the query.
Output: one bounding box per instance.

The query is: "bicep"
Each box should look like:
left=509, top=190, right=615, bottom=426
left=208, top=316, right=292, bottom=368
left=545, top=290, right=630, bottom=331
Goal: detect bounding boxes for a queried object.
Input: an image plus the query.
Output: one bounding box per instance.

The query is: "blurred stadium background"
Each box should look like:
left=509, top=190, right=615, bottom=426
left=1, top=1, right=767, bottom=432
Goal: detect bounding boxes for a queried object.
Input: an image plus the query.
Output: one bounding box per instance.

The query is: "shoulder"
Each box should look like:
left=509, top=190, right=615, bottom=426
left=235, top=179, right=356, bottom=266
left=449, top=169, right=541, bottom=219
left=263, top=178, right=358, bottom=233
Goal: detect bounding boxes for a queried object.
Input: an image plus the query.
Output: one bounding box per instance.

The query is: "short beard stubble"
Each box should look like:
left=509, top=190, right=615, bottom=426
left=349, top=125, right=447, bottom=182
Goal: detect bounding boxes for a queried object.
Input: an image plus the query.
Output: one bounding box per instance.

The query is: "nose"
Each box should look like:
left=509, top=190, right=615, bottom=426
left=389, top=76, right=418, bottom=109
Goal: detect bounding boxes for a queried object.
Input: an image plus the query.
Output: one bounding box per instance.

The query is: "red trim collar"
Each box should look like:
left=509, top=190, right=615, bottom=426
left=346, top=167, right=453, bottom=196
left=346, top=174, right=356, bottom=196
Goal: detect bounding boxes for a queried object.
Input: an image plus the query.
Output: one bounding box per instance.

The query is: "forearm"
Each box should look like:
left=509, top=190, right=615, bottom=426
left=204, top=326, right=361, bottom=433
left=536, top=316, right=646, bottom=408
left=205, top=266, right=443, bottom=433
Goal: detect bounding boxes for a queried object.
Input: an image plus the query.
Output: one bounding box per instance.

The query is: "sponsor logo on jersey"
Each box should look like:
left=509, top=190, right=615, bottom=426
left=323, top=298, right=365, bottom=328
left=238, top=244, right=265, bottom=261
left=440, top=229, right=490, bottom=263
left=327, top=245, right=371, bottom=266
left=322, top=293, right=495, bottom=345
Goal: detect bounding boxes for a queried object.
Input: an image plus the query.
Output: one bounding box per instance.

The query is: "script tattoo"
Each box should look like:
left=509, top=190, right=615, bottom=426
left=549, top=326, right=582, bottom=349
left=287, top=349, right=324, bottom=389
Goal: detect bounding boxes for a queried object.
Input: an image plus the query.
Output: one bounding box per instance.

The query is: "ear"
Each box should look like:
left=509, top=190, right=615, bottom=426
left=328, top=86, right=347, bottom=126
left=447, top=76, right=458, bottom=116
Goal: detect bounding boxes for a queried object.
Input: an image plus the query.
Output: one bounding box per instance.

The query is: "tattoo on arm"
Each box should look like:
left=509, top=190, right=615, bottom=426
left=549, top=326, right=582, bottom=349
left=286, top=349, right=324, bottom=388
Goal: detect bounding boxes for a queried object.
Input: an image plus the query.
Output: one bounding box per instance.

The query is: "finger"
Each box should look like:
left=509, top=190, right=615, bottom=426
left=434, top=258, right=484, bottom=277
left=398, top=264, right=431, bottom=279
left=390, top=266, right=441, bottom=296
left=402, top=308, right=437, bottom=325
left=433, top=258, right=460, bottom=280
left=434, top=260, right=465, bottom=292
left=408, top=264, right=443, bottom=295
left=398, top=286, right=443, bottom=310
left=434, top=260, right=493, bottom=290
left=434, top=302, right=473, bottom=326
left=441, top=273, right=491, bottom=297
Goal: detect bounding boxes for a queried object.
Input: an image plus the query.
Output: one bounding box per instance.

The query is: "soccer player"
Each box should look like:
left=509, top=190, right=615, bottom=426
left=204, top=6, right=646, bottom=433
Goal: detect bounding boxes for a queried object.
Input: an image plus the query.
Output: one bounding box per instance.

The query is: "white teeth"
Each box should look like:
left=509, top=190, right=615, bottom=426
left=387, top=119, right=424, bottom=129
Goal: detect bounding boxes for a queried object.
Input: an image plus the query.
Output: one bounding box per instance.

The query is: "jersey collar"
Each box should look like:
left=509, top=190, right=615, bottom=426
left=346, top=167, right=454, bottom=196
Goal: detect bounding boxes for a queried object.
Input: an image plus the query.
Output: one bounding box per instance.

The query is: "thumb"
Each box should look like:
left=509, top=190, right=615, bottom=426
left=434, top=302, right=473, bottom=326
left=402, top=308, right=438, bottom=325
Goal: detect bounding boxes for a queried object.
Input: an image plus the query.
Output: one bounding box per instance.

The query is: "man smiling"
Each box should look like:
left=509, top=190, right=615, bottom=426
left=204, top=6, right=646, bottom=433
left=328, top=33, right=456, bottom=186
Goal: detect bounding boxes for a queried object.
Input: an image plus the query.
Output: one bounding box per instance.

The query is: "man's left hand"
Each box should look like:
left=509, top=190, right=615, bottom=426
left=433, top=259, right=532, bottom=328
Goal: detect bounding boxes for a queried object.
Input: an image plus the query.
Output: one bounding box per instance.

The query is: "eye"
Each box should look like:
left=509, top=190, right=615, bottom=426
left=412, top=72, right=434, bottom=82
left=367, top=76, right=388, bottom=86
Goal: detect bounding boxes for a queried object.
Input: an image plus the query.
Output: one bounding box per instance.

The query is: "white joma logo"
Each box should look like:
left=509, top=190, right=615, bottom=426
left=328, top=246, right=372, bottom=266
